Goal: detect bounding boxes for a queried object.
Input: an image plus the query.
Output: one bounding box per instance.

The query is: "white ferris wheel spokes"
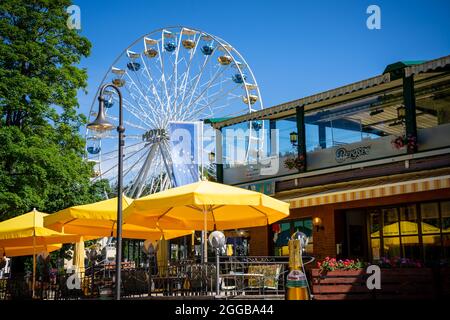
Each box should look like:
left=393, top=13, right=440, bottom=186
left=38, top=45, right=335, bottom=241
left=86, top=26, right=264, bottom=198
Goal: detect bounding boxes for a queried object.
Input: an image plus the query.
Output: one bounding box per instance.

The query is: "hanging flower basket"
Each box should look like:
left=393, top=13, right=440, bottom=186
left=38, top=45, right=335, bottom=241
left=391, top=134, right=417, bottom=152
left=284, top=154, right=305, bottom=171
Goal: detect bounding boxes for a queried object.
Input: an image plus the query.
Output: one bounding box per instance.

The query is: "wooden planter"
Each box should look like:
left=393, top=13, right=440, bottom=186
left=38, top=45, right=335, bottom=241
left=311, top=268, right=436, bottom=300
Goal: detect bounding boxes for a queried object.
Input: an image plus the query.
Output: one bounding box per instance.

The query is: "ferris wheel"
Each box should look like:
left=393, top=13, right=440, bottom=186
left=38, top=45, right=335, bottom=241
left=86, top=26, right=264, bottom=198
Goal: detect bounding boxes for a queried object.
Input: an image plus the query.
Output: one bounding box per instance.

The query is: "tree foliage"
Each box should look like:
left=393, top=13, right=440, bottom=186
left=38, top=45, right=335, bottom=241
left=0, top=0, right=108, bottom=221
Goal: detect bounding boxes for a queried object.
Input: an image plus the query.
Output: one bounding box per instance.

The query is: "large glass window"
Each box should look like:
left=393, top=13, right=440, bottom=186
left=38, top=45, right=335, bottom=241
left=274, top=116, right=297, bottom=157
left=415, top=85, right=450, bottom=152
left=304, top=99, right=408, bottom=171
left=305, top=100, right=405, bottom=152
left=272, top=218, right=313, bottom=256
left=368, top=200, right=450, bottom=265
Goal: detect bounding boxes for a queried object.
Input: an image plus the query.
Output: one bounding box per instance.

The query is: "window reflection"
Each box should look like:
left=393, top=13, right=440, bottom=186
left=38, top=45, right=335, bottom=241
left=369, top=210, right=380, bottom=237
left=421, top=203, right=440, bottom=233
left=272, top=218, right=313, bottom=256
left=400, top=206, right=418, bottom=235
left=368, top=201, right=450, bottom=264
left=382, top=208, right=399, bottom=236
left=423, top=235, right=442, bottom=262
left=383, top=237, right=401, bottom=258
left=275, top=117, right=297, bottom=157
left=304, top=99, right=405, bottom=152
left=401, top=236, right=420, bottom=260
left=414, top=89, right=450, bottom=152
left=371, top=238, right=381, bottom=260
left=441, top=201, right=450, bottom=233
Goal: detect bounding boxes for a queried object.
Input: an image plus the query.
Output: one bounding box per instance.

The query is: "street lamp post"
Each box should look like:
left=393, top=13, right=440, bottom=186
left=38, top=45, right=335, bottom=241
left=87, top=83, right=124, bottom=300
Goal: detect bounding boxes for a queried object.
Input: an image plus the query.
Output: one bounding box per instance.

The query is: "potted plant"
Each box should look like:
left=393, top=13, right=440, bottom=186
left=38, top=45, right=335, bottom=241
left=315, top=257, right=365, bottom=276
left=391, top=134, right=417, bottom=152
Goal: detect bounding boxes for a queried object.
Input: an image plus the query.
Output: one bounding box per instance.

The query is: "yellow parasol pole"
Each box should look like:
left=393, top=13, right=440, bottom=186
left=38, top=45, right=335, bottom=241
left=32, top=227, right=36, bottom=298
left=203, top=206, right=207, bottom=263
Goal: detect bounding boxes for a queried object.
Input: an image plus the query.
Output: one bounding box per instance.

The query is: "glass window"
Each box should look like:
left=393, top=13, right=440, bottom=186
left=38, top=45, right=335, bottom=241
left=415, top=88, right=450, bottom=152
left=225, top=231, right=250, bottom=257
left=383, top=208, right=399, bottom=236
left=371, top=238, right=381, bottom=260
left=222, top=122, right=251, bottom=167
left=275, top=116, right=297, bottom=157
left=421, top=202, right=440, bottom=233
left=273, top=222, right=291, bottom=256
left=383, top=237, right=401, bottom=259
left=272, top=218, right=313, bottom=256
left=305, top=100, right=405, bottom=151
left=401, top=236, right=420, bottom=260
left=441, top=201, right=450, bottom=233
left=368, top=201, right=450, bottom=264
left=423, top=235, right=442, bottom=262
left=369, top=210, right=381, bottom=237
left=400, top=205, right=418, bottom=235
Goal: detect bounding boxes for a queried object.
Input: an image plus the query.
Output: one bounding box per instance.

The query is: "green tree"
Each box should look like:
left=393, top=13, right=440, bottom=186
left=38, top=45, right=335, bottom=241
left=0, top=0, right=108, bottom=221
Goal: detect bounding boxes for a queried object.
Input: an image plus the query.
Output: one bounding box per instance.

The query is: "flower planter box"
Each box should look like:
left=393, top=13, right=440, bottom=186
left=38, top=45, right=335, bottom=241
left=311, top=268, right=436, bottom=300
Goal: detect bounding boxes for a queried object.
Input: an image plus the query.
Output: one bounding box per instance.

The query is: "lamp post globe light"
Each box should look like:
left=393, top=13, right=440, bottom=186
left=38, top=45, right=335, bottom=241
left=87, top=83, right=124, bottom=300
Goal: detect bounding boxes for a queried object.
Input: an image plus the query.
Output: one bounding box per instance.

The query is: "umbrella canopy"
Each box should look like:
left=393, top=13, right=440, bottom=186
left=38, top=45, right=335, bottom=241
left=0, top=209, right=84, bottom=297
left=44, top=196, right=191, bottom=240
left=0, top=209, right=83, bottom=247
left=124, top=180, right=290, bottom=230
left=0, top=244, right=62, bottom=257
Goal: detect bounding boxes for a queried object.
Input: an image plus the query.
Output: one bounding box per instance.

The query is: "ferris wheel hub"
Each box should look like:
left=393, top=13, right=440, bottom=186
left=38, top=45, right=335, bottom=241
left=142, top=128, right=168, bottom=143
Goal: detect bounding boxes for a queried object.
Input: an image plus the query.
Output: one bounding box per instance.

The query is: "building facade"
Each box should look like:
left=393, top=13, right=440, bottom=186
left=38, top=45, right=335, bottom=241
left=212, top=55, right=450, bottom=265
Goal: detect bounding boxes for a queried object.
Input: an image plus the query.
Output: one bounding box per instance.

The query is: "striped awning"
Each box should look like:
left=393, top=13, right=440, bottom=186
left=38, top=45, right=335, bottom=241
left=287, top=175, right=450, bottom=209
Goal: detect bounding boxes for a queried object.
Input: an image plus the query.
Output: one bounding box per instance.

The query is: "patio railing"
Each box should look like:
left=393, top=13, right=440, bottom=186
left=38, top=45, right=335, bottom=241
left=0, top=256, right=296, bottom=300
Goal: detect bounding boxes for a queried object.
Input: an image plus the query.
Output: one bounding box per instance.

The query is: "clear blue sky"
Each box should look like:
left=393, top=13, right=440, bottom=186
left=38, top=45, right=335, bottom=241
left=74, top=0, right=450, bottom=117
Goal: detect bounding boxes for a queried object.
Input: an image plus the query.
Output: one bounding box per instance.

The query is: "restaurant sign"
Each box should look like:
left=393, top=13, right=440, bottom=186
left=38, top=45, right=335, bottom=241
left=335, top=145, right=371, bottom=163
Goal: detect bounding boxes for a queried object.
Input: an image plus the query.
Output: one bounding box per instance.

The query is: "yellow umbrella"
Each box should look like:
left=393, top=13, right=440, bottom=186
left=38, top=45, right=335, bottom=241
left=44, top=196, right=192, bottom=240
left=124, top=180, right=290, bottom=261
left=124, top=180, right=290, bottom=230
left=0, top=209, right=83, bottom=297
left=0, top=244, right=62, bottom=257
left=0, top=209, right=83, bottom=247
